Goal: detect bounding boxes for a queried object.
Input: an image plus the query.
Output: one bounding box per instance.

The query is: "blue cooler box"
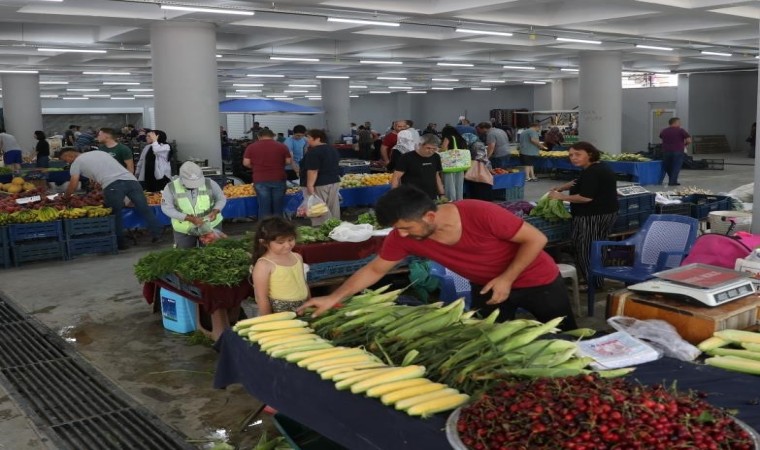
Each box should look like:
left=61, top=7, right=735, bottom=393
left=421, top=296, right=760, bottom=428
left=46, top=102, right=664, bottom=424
left=160, top=288, right=197, bottom=334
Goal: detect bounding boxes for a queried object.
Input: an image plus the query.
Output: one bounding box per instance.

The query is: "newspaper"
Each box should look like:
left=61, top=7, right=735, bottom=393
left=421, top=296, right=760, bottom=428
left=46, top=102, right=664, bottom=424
left=576, top=331, right=661, bottom=369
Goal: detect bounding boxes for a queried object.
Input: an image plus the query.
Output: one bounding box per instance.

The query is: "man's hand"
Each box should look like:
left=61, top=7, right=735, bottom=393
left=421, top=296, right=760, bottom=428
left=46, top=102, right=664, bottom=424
left=547, top=190, right=564, bottom=200
left=480, top=275, right=513, bottom=305
left=297, top=295, right=341, bottom=317
left=208, top=209, right=219, bottom=221
left=186, top=215, right=204, bottom=226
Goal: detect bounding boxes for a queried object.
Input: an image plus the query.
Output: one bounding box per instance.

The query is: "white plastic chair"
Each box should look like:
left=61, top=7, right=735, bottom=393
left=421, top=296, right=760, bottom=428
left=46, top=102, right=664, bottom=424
left=557, top=263, right=581, bottom=316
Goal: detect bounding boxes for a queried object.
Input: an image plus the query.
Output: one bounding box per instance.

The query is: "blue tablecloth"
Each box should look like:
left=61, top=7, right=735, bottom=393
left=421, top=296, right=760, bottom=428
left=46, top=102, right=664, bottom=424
left=492, top=172, right=525, bottom=190
left=340, top=185, right=391, bottom=207
left=549, top=159, right=662, bottom=185
left=213, top=330, right=760, bottom=450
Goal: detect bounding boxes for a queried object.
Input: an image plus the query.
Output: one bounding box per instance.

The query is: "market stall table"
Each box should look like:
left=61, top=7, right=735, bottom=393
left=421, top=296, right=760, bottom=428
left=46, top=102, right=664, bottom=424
left=213, top=330, right=760, bottom=449
left=492, top=172, right=525, bottom=190
left=550, top=159, right=662, bottom=185
left=334, top=143, right=358, bottom=159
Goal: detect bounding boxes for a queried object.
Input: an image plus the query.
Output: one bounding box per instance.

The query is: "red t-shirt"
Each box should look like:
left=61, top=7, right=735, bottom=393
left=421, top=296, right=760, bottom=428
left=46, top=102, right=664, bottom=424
left=382, top=132, right=398, bottom=149
left=243, top=139, right=290, bottom=183
left=379, top=200, right=559, bottom=287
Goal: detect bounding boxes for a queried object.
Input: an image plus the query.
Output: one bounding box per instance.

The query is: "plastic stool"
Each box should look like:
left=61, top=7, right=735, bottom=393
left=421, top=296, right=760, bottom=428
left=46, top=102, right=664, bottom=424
left=557, top=264, right=581, bottom=316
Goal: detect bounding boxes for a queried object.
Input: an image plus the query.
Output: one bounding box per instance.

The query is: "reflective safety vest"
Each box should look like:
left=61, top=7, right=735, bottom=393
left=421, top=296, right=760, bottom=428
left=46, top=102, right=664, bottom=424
left=169, top=178, right=223, bottom=234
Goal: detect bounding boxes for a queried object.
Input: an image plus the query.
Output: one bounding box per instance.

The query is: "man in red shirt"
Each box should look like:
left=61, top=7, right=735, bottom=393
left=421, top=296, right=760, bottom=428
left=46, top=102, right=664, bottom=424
left=380, top=119, right=411, bottom=171
left=299, top=185, right=578, bottom=330
left=243, top=129, right=292, bottom=218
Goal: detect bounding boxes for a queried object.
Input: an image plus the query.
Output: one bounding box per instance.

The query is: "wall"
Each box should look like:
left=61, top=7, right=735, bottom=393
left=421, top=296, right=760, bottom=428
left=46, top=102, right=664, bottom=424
left=621, top=86, right=677, bottom=152
left=562, top=78, right=579, bottom=109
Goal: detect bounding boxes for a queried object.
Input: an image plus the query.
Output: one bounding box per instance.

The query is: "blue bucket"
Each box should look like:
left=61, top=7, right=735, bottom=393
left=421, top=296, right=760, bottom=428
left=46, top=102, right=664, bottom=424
left=160, top=288, right=197, bottom=334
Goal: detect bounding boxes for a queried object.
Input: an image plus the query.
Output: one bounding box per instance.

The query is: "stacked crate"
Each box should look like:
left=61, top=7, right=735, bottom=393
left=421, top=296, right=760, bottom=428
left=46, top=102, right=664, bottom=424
left=9, top=221, right=65, bottom=266
left=63, top=216, right=118, bottom=259
left=613, top=193, right=655, bottom=233
left=0, top=226, right=9, bottom=269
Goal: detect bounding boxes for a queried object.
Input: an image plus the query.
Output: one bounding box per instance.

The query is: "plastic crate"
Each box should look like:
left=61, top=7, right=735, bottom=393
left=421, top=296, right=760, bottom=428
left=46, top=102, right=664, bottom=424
left=493, top=186, right=524, bottom=201
left=272, top=413, right=345, bottom=450
left=8, top=221, right=63, bottom=243
left=611, top=211, right=652, bottom=233
left=63, top=216, right=115, bottom=238
left=11, top=240, right=65, bottom=266
left=681, top=194, right=732, bottom=220
left=617, top=193, right=655, bottom=215
left=159, top=273, right=183, bottom=290
left=0, top=246, right=9, bottom=269
left=0, top=226, right=7, bottom=248
left=307, top=255, right=376, bottom=282
left=655, top=203, right=691, bottom=216
left=66, top=235, right=118, bottom=259
left=524, top=217, right=572, bottom=243
left=180, top=281, right=203, bottom=299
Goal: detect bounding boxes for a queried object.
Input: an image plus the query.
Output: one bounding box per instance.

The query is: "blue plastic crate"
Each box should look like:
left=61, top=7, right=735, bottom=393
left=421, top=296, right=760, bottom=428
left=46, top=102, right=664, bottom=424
left=63, top=216, right=115, bottom=238
left=617, top=193, right=655, bottom=215
left=611, top=211, right=652, bottom=233
left=8, top=221, right=63, bottom=244
left=493, top=186, right=524, bottom=201
left=655, top=203, right=691, bottom=216
left=11, top=240, right=65, bottom=266
left=307, top=255, right=375, bottom=282
left=524, top=217, right=572, bottom=243
left=0, top=226, right=7, bottom=248
left=0, top=246, right=9, bottom=269
left=180, top=281, right=203, bottom=299
left=66, top=235, right=118, bottom=259
left=159, top=273, right=183, bottom=290
left=681, top=194, right=732, bottom=220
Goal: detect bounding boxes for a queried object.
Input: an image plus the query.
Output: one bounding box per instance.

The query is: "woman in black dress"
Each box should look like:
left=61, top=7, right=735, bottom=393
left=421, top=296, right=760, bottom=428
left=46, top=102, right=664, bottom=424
left=34, top=130, right=50, bottom=168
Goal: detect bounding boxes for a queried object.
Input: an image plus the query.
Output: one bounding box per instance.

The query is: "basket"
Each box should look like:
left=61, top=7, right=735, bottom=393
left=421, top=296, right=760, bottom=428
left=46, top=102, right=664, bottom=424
left=617, top=193, right=655, bottom=215
left=11, top=240, right=65, bottom=266
left=655, top=203, right=691, bottom=216
left=681, top=194, right=732, bottom=220
left=524, top=217, right=572, bottom=243
left=66, top=235, right=118, bottom=259
left=612, top=211, right=652, bottom=234
left=708, top=211, right=752, bottom=235
left=307, top=255, right=375, bottom=282
left=8, top=221, right=63, bottom=243
left=492, top=186, right=524, bottom=201
left=63, top=216, right=115, bottom=238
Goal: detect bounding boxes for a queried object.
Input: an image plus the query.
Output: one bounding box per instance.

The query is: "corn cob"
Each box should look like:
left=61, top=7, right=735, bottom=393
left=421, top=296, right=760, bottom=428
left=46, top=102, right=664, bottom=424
left=394, top=387, right=459, bottom=411
left=258, top=333, right=320, bottom=347
left=334, top=368, right=396, bottom=390
left=233, top=312, right=297, bottom=331
left=249, top=319, right=308, bottom=332
left=387, top=300, right=464, bottom=338
left=697, top=335, right=731, bottom=352
left=285, top=347, right=347, bottom=363
left=394, top=300, right=466, bottom=340
left=349, top=284, right=392, bottom=302
left=269, top=343, right=333, bottom=358
left=497, top=317, right=564, bottom=353
left=246, top=327, right=312, bottom=340
left=741, top=343, right=760, bottom=352
left=528, top=347, right=578, bottom=368
left=365, top=378, right=432, bottom=398
left=501, top=367, right=587, bottom=378
left=315, top=358, right=382, bottom=374
left=713, top=329, right=760, bottom=345
left=406, top=393, right=470, bottom=418
left=705, top=355, right=760, bottom=375
left=297, top=348, right=368, bottom=367
left=332, top=367, right=393, bottom=382
left=564, top=328, right=597, bottom=338
left=595, top=368, right=636, bottom=378
left=554, top=357, right=595, bottom=370
left=350, top=365, right=426, bottom=394
left=308, top=354, right=380, bottom=371
left=401, top=350, right=419, bottom=366
left=706, top=347, right=760, bottom=361
left=381, top=383, right=446, bottom=405
left=342, top=302, right=396, bottom=317
left=320, top=362, right=387, bottom=380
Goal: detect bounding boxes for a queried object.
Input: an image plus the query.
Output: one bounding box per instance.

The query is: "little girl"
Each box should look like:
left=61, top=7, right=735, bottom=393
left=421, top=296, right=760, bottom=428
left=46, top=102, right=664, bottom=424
left=251, top=217, right=310, bottom=315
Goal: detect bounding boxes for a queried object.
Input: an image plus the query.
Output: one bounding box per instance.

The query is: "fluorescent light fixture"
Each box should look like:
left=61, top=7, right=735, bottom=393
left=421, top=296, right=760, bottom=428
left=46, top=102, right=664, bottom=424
left=388, top=86, right=412, bottom=90
left=701, top=50, right=732, bottom=57
left=635, top=44, right=673, bottom=51
left=226, top=94, right=248, bottom=98
left=111, top=97, right=135, bottom=100
left=83, top=71, right=131, bottom=75
left=349, top=85, right=367, bottom=89
left=38, top=48, right=106, bottom=54
left=524, top=81, right=547, bottom=85
left=503, top=65, right=536, bottom=70
left=40, top=95, right=59, bottom=98
left=481, top=79, right=506, bottom=83
left=103, top=82, right=140, bottom=85
left=471, top=87, right=491, bottom=91
left=431, top=87, right=454, bottom=90
left=432, top=78, right=459, bottom=82
left=127, top=88, right=153, bottom=92
left=289, top=84, right=317, bottom=87
left=316, top=75, right=350, bottom=79
left=0, top=70, right=38, bottom=74
left=233, top=83, right=264, bottom=87
left=84, top=94, right=111, bottom=98
left=437, top=62, right=474, bottom=67
left=306, top=97, right=322, bottom=100
left=277, top=97, right=293, bottom=100
left=39, top=81, right=68, bottom=85
left=216, top=54, right=222, bottom=58
left=306, top=95, right=322, bottom=98
left=406, top=91, right=426, bottom=94
left=327, top=17, right=399, bottom=27
left=270, top=56, right=320, bottom=62
left=350, top=95, right=360, bottom=98
left=560, top=68, right=579, bottom=72
left=266, top=95, right=288, bottom=98
left=284, top=90, right=309, bottom=93
left=360, top=60, right=403, bottom=65
left=160, top=5, right=254, bottom=15
left=236, top=89, right=262, bottom=93
left=556, top=37, right=602, bottom=45
left=455, top=28, right=513, bottom=37
left=377, top=76, right=406, bottom=80
left=369, top=91, right=391, bottom=94
left=247, top=74, right=284, bottom=78
left=134, top=94, right=154, bottom=98
left=62, top=97, right=89, bottom=100
left=67, top=88, right=99, bottom=92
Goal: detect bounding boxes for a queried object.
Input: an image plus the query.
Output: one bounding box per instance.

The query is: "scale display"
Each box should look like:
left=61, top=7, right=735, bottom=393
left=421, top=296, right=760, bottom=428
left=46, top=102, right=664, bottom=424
left=627, top=264, right=756, bottom=307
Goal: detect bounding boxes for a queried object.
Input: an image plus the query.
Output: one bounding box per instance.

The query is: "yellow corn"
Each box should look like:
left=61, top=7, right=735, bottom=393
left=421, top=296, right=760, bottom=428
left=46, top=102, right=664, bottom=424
left=258, top=333, right=320, bottom=348
left=707, top=348, right=760, bottom=361
left=297, top=349, right=368, bottom=368
left=741, top=343, right=760, bottom=352
left=307, top=354, right=379, bottom=371
left=246, top=327, right=312, bottom=341
left=285, top=347, right=345, bottom=363
left=365, top=379, right=432, bottom=398
left=705, top=355, right=760, bottom=375
left=381, top=383, right=446, bottom=405
left=334, top=368, right=396, bottom=390
left=320, top=362, right=387, bottom=380
left=714, top=329, right=760, bottom=345
left=697, top=336, right=731, bottom=352
left=259, top=335, right=321, bottom=351
left=349, top=366, right=426, bottom=394
left=394, top=388, right=459, bottom=411
left=406, top=393, right=470, bottom=418
left=233, top=312, right=297, bottom=331
left=249, top=319, right=308, bottom=332
left=269, top=343, right=333, bottom=358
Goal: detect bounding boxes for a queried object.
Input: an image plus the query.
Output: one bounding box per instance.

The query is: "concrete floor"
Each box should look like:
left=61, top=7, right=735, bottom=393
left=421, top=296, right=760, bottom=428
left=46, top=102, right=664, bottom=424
left=0, top=152, right=756, bottom=449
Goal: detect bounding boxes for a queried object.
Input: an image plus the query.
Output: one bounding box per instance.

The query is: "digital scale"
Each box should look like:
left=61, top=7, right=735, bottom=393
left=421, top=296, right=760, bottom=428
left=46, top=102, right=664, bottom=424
left=616, top=185, right=649, bottom=196
left=628, top=263, right=756, bottom=307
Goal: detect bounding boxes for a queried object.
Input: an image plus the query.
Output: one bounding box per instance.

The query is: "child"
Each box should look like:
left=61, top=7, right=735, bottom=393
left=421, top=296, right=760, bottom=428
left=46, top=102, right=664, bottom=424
left=251, top=217, right=310, bottom=315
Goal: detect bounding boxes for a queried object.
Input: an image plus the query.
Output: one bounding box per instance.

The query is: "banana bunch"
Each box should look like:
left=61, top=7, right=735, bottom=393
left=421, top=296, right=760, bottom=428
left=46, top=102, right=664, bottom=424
left=9, top=210, right=40, bottom=224
left=60, top=208, right=89, bottom=219
left=0, top=213, right=10, bottom=225
left=234, top=312, right=469, bottom=418
left=36, top=207, right=60, bottom=222
left=83, top=206, right=112, bottom=217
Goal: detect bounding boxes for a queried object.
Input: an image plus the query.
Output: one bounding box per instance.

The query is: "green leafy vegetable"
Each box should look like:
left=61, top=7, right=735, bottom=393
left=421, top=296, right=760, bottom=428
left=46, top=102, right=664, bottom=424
left=529, top=193, right=571, bottom=222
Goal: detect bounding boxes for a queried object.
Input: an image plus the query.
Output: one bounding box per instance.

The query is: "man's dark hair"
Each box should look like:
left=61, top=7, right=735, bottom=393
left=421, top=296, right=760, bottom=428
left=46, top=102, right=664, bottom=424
left=99, top=127, right=115, bottom=137
left=404, top=119, right=414, bottom=127
left=257, top=128, right=275, bottom=138
left=669, top=117, right=680, bottom=125
left=68, top=125, right=78, bottom=130
left=293, top=125, right=306, bottom=134
left=59, top=147, right=80, bottom=157
left=152, top=129, right=168, bottom=144
left=306, top=128, right=328, bottom=143
left=570, top=141, right=602, bottom=162
left=477, top=122, right=492, bottom=130
left=376, top=185, right=437, bottom=228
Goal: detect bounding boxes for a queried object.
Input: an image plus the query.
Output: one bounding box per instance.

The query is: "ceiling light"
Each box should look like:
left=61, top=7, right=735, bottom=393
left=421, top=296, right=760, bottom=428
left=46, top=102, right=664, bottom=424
left=67, top=88, right=99, bottom=92
left=226, top=94, right=248, bottom=98
left=556, top=37, right=602, bottom=45
left=306, top=95, right=322, bottom=98
left=83, top=71, right=130, bottom=75
left=377, top=76, right=406, bottom=80
left=471, top=87, right=491, bottom=91
left=38, top=48, right=107, bottom=54
left=233, top=83, right=264, bottom=87
left=236, top=89, right=262, bottom=93
left=388, top=86, right=412, bottom=90
left=160, top=5, right=254, bottom=15
left=635, top=44, right=673, bottom=51
left=277, top=97, right=293, bottom=100
left=349, top=85, right=367, bottom=89
left=360, top=60, right=403, bottom=65
left=62, top=97, right=89, bottom=100
left=350, top=95, right=359, bottom=98
left=307, top=97, right=322, bottom=100
left=369, top=91, right=391, bottom=94
left=560, top=68, right=579, bottom=72
left=431, top=87, right=454, bottom=90
left=84, top=94, right=111, bottom=98
left=701, top=51, right=732, bottom=57
left=432, top=78, right=459, bottom=82
left=455, top=28, right=513, bottom=37
left=437, top=62, right=474, bottom=67
left=39, top=81, right=68, bottom=85
left=103, top=82, right=140, bottom=85
left=289, top=84, right=317, bottom=87
left=111, top=97, right=135, bottom=100
left=127, top=89, right=153, bottom=92
left=407, top=91, right=427, bottom=94
left=524, top=81, right=547, bottom=85
left=284, top=90, right=309, bottom=93
left=247, top=74, right=284, bottom=78
left=0, top=70, right=38, bottom=74
left=266, top=95, right=288, bottom=98
left=317, top=75, right=350, bottom=79
left=40, top=95, right=59, bottom=98
left=503, top=65, right=536, bottom=70
left=270, top=56, right=320, bottom=62
left=481, top=79, right=506, bottom=83
left=327, top=17, right=399, bottom=27
left=134, top=94, right=154, bottom=98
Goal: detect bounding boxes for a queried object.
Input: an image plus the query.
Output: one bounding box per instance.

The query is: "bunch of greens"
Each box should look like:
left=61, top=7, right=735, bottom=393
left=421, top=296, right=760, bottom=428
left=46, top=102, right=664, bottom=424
left=356, top=212, right=379, bottom=228
left=134, top=247, right=251, bottom=286
left=296, top=226, right=329, bottom=243
left=529, top=193, right=572, bottom=222
left=320, top=217, right=342, bottom=235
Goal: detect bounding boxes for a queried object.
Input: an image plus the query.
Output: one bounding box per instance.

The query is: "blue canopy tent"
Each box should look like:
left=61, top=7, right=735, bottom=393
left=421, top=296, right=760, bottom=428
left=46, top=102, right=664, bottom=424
left=218, top=98, right=323, bottom=116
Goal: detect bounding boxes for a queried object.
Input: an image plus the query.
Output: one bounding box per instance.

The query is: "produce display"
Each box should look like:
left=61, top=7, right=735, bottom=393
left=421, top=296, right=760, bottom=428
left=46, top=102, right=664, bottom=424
left=490, top=168, right=520, bottom=175
left=134, top=245, right=250, bottom=286
left=699, top=329, right=760, bottom=375
left=296, top=218, right=342, bottom=244
left=599, top=152, right=651, bottom=162
left=340, top=173, right=392, bottom=188
left=454, top=374, right=754, bottom=450
left=1, top=177, right=37, bottom=194
left=0, top=190, right=110, bottom=224
left=539, top=150, right=570, bottom=158
left=672, top=186, right=713, bottom=196
left=0, top=167, right=13, bottom=175
left=145, top=185, right=300, bottom=205
left=529, top=194, right=571, bottom=222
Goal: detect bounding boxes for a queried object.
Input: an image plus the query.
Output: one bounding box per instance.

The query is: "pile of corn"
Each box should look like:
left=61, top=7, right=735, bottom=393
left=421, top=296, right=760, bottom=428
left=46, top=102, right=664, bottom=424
left=340, top=173, right=392, bottom=188
left=223, top=184, right=254, bottom=198
left=699, top=329, right=760, bottom=375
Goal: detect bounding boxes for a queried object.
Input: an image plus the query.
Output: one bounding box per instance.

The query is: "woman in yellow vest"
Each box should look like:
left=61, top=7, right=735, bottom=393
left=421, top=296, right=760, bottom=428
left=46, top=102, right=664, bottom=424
left=160, top=161, right=227, bottom=248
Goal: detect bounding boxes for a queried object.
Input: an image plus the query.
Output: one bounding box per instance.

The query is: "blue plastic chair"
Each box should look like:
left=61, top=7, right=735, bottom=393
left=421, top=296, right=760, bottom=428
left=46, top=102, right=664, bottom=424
left=428, top=261, right=472, bottom=310
left=587, top=214, right=699, bottom=317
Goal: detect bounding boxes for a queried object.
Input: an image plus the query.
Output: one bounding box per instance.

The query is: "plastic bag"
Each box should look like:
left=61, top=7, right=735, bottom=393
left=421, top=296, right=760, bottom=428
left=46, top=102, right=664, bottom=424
left=297, top=194, right=329, bottom=218
left=199, top=228, right=227, bottom=245
left=328, top=222, right=373, bottom=242
left=607, top=315, right=701, bottom=362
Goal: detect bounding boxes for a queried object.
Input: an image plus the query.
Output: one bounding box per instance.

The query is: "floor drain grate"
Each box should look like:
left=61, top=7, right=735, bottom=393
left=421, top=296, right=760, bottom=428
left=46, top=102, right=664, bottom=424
left=0, top=295, right=193, bottom=450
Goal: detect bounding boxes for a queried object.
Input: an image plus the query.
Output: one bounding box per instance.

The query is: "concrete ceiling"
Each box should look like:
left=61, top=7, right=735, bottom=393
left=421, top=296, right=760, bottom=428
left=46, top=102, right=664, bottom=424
left=0, top=0, right=757, bottom=100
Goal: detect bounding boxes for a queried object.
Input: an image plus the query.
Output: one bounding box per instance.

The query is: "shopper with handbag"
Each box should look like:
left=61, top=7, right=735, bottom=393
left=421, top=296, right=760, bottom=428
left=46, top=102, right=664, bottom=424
left=440, top=125, right=469, bottom=201
left=462, top=133, right=494, bottom=201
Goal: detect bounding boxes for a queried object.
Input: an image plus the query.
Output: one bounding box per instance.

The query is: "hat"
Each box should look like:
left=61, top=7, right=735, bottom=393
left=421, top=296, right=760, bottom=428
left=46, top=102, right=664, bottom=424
left=179, top=161, right=205, bottom=189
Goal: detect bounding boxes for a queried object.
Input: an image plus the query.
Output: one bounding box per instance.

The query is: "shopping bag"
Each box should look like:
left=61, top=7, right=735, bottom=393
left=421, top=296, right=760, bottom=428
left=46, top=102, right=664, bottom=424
left=441, top=139, right=472, bottom=173
left=328, top=222, right=373, bottom=242
left=463, top=160, right=494, bottom=185
left=297, top=194, right=329, bottom=217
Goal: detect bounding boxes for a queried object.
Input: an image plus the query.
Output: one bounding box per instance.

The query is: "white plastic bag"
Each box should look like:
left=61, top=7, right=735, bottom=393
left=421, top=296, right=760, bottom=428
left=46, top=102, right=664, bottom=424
left=297, top=194, right=328, bottom=218
left=328, top=222, right=374, bottom=242
left=607, top=316, right=701, bottom=362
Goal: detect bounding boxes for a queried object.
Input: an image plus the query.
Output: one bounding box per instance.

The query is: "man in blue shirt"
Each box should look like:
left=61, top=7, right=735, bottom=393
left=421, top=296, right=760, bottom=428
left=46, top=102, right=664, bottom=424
left=284, top=124, right=308, bottom=180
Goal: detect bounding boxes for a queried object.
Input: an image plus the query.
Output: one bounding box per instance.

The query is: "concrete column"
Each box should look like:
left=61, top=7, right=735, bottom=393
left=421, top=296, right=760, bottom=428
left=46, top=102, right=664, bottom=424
left=320, top=79, right=350, bottom=143
left=150, top=22, right=220, bottom=166
left=0, top=73, right=42, bottom=153
left=676, top=74, right=690, bottom=130
left=579, top=51, right=623, bottom=154
left=753, top=21, right=760, bottom=233
left=551, top=79, right=564, bottom=110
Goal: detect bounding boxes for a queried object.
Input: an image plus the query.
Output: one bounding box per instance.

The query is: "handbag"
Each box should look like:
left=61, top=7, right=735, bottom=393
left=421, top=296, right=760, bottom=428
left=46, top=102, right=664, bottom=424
left=440, top=139, right=472, bottom=173
left=464, top=160, right=494, bottom=185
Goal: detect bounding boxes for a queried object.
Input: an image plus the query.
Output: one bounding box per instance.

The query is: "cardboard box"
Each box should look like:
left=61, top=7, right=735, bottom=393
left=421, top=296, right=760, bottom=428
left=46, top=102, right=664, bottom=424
left=607, top=290, right=760, bottom=344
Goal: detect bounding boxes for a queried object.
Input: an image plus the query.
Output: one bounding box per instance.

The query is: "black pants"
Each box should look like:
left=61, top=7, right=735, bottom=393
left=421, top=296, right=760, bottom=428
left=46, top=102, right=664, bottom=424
left=470, top=275, right=578, bottom=331
left=464, top=180, right=493, bottom=201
